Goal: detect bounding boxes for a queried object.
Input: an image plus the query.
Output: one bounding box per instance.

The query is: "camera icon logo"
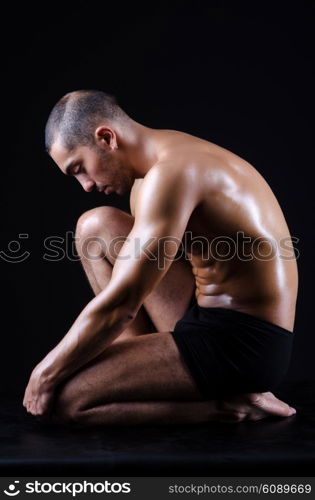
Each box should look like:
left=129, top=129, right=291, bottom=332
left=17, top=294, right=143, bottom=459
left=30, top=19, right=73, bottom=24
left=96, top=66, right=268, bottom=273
left=3, top=481, right=20, bottom=496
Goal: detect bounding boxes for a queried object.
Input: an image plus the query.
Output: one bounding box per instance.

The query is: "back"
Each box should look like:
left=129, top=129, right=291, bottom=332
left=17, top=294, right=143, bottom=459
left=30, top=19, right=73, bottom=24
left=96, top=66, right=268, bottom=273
left=132, top=130, right=298, bottom=330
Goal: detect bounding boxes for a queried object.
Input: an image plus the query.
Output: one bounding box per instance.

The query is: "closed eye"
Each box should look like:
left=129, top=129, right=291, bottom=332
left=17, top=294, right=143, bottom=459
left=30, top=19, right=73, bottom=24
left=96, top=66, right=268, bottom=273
left=72, top=164, right=82, bottom=175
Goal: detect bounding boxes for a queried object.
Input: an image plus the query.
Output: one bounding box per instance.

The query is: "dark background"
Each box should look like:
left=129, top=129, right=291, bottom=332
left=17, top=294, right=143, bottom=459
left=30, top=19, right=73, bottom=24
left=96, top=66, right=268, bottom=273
left=1, top=2, right=314, bottom=396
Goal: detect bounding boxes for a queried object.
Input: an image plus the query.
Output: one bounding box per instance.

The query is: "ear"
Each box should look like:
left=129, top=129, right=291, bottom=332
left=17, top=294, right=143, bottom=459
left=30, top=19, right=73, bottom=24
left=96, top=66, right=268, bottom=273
left=94, top=126, right=118, bottom=150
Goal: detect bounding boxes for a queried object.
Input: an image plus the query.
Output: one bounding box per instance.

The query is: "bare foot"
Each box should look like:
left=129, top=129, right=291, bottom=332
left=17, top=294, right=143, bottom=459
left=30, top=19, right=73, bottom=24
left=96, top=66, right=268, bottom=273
left=213, top=391, right=296, bottom=422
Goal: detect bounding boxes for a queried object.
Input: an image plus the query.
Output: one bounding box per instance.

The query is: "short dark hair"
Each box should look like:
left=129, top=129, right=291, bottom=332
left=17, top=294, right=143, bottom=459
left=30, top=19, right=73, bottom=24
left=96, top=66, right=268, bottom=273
left=45, top=90, right=130, bottom=153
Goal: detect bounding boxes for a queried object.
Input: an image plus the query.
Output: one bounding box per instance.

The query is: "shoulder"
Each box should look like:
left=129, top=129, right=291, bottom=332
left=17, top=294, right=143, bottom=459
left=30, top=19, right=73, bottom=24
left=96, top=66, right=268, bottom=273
left=134, top=162, right=201, bottom=223
left=129, top=165, right=187, bottom=217
left=140, top=161, right=195, bottom=195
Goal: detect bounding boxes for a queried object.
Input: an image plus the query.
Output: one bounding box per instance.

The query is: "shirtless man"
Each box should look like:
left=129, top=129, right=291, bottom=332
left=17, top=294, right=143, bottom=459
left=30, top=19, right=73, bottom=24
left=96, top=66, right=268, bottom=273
left=23, top=90, right=297, bottom=425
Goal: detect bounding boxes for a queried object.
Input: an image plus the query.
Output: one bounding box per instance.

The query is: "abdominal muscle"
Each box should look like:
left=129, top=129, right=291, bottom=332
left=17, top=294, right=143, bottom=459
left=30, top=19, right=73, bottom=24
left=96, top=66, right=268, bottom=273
left=188, top=251, right=298, bottom=332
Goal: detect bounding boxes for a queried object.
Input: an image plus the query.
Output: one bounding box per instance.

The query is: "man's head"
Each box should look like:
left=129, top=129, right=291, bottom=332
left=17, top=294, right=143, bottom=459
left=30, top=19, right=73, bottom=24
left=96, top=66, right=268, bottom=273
left=46, top=90, right=136, bottom=195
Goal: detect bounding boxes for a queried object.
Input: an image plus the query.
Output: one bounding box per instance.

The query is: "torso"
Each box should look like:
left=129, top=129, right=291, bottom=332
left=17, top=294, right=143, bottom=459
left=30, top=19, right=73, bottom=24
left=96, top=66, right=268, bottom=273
left=130, top=129, right=298, bottom=331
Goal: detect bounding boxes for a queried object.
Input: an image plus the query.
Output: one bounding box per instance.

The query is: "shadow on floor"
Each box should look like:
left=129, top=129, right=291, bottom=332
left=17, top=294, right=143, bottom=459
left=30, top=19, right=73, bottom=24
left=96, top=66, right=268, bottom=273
left=1, top=381, right=314, bottom=476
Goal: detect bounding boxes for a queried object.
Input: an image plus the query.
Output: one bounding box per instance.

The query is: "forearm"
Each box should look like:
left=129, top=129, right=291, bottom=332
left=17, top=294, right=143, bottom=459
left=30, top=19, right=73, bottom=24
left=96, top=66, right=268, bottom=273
left=37, top=289, right=136, bottom=388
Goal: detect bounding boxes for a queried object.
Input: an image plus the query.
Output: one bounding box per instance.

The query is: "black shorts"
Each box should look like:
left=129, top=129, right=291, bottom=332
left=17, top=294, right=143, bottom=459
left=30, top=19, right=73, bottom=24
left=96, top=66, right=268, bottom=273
left=171, top=301, right=294, bottom=399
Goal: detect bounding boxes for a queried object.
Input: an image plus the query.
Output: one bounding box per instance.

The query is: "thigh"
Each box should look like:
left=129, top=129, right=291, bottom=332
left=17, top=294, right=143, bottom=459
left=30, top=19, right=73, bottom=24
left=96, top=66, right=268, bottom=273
left=54, top=332, right=206, bottom=413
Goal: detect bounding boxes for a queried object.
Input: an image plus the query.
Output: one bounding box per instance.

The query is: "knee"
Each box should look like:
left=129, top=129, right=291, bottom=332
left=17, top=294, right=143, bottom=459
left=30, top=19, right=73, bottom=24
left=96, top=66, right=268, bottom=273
left=75, top=206, right=122, bottom=240
left=75, top=206, right=129, bottom=257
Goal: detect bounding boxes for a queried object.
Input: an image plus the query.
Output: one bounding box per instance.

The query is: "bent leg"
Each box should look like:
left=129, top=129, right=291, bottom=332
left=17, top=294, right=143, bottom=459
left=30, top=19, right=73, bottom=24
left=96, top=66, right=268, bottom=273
left=52, top=207, right=294, bottom=427
left=75, top=206, right=196, bottom=341
left=75, top=207, right=154, bottom=342
left=52, top=332, right=295, bottom=427
left=55, top=395, right=294, bottom=428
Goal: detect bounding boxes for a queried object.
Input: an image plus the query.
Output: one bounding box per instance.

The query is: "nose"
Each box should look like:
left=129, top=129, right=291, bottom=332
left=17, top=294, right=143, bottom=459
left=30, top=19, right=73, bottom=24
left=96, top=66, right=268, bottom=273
left=79, top=177, right=95, bottom=192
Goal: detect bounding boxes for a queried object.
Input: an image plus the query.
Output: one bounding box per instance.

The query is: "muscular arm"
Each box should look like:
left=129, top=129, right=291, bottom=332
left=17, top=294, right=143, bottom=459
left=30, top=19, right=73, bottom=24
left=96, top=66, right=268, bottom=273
left=38, top=165, right=199, bottom=388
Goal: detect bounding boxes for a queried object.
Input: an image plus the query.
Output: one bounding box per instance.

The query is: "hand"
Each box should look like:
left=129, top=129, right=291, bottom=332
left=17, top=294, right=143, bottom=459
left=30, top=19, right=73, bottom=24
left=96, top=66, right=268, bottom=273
left=22, top=365, right=55, bottom=420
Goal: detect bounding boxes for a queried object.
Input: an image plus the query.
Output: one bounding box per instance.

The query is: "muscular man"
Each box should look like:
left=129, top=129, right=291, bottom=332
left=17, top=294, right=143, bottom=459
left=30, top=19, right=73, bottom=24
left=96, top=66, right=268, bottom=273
left=23, top=90, right=297, bottom=426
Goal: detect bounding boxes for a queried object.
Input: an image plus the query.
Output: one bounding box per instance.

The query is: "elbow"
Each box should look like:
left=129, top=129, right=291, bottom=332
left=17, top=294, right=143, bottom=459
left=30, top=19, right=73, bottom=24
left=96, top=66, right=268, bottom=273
left=90, top=282, right=142, bottom=325
left=110, top=301, right=141, bottom=327
left=107, top=305, right=139, bottom=334
left=119, top=290, right=143, bottom=321
left=88, top=304, right=138, bottom=337
left=122, top=302, right=141, bottom=323
left=125, top=311, right=137, bottom=324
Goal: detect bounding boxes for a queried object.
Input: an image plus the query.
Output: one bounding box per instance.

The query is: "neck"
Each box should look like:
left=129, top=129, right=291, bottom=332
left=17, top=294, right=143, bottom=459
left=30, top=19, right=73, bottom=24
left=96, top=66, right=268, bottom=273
left=116, top=120, right=161, bottom=178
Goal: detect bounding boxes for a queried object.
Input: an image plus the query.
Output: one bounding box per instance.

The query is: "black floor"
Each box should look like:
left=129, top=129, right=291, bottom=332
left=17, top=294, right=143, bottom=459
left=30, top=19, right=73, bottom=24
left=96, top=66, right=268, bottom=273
left=1, top=381, right=314, bottom=476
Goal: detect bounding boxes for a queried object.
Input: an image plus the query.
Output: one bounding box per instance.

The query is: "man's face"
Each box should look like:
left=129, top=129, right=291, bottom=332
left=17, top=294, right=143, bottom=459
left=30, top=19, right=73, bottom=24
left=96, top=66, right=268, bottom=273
left=50, top=138, right=135, bottom=196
